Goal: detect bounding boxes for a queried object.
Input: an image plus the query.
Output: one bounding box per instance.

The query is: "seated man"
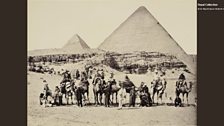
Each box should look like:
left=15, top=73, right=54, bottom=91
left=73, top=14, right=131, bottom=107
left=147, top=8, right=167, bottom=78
left=139, top=82, right=152, bottom=107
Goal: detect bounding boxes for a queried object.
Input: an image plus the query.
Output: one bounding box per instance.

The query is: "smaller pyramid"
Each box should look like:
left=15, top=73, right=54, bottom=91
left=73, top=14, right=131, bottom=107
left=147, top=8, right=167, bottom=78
left=62, top=34, right=90, bottom=54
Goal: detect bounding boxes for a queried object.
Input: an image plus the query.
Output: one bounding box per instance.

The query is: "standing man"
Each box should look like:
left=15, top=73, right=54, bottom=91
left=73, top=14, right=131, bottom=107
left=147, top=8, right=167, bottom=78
left=129, top=86, right=136, bottom=107
left=104, top=82, right=111, bottom=107
left=118, top=83, right=127, bottom=110
left=75, top=84, right=83, bottom=107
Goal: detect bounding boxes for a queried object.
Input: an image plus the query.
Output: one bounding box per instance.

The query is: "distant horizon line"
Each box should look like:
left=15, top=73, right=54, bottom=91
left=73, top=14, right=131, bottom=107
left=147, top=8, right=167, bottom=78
left=27, top=47, right=197, bottom=55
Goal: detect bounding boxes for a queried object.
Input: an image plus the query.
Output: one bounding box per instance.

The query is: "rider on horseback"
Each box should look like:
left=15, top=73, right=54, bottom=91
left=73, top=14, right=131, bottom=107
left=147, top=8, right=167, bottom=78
left=153, top=70, right=160, bottom=83
left=176, top=73, right=186, bottom=89
left=107, top=72, right=116, bottom=85
left=61, top=70, right=72, bottom=83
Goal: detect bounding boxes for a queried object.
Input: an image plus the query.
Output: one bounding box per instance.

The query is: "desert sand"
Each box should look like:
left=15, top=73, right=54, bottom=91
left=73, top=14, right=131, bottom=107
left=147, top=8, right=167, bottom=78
left=28, top=63, right=196, bottom=126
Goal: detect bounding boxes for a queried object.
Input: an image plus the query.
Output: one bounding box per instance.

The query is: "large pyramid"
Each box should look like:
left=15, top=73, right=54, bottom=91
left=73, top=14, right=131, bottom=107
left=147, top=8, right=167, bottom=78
left=62, top=34, right=90, bottom=54
left=98, top=6, right=196, bottom=74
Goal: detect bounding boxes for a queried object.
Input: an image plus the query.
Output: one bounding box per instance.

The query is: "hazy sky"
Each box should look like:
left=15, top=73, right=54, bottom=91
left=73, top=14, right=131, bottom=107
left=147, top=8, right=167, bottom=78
left=28, top=0, right=197, bottom=54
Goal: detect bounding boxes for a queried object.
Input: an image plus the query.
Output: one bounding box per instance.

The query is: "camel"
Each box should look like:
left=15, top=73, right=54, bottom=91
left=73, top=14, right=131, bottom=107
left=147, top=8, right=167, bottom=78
left=176, top=81, right=193, bottom=105
left=151, top=79, right=167, bottom=104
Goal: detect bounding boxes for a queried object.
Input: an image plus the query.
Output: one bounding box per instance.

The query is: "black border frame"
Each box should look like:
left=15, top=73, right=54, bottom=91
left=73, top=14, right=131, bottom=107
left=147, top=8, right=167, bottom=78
left=1, top=0, right=224, bottom=125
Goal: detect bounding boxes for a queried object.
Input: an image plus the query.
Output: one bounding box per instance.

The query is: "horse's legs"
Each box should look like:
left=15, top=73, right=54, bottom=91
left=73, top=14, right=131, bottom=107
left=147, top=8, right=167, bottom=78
left=71, top=93, right=73, bottom=104
left=156, top=92, right=159, bottom=105
left=99, top=93, right=103, bottom=105
left=160, top=95, right=163, bottom=104
left=95, top=93, right=99, bottom=105
left=66, top=94, right=69, bottom=105
left=111, top=93, right=114, bottom=104
left=182, top=93, right=185, bottom=104
left=116, top=92, right=118, bottom=104
left=186, top=93, right=189, bottom=105
left=152, top=88, right=156, bottom=104
left=87, top=90, right=89, bottom=102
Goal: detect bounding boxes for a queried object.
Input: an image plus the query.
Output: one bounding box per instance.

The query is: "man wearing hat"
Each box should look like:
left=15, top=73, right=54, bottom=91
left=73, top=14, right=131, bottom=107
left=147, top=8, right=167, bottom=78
left=178, top=73, right=186, bottom=82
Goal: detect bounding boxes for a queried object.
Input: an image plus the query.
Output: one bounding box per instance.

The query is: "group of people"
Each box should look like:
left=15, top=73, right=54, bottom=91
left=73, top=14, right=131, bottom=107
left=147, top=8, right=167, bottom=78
left=41, top=66, right=187, bottom=109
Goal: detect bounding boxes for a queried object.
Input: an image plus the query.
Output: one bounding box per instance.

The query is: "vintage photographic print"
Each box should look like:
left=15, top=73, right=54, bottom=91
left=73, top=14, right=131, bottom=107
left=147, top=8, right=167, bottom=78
left=28, top=0, right=197, bottom=126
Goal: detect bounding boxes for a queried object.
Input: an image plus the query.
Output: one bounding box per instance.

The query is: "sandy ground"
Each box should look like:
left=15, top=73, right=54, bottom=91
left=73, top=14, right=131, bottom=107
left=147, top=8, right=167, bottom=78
left=28, top=67, right=197, bottom=126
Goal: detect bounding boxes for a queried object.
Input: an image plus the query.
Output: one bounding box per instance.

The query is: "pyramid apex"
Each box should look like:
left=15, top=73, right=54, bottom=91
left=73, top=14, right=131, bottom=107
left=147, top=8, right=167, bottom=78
left=136, top=6, right=148, bottom=11
left=138, top=6, right=147, bottom=9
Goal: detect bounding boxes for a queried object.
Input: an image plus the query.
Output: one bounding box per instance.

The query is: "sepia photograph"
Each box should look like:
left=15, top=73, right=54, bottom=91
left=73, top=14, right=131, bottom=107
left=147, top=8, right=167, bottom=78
left=28, top=0, right=197, bottom=126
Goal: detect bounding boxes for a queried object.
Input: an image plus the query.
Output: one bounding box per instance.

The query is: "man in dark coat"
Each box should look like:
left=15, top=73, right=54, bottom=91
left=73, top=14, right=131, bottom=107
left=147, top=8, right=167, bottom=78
left=76, top=87, right=83, bottom=107
left=129, top=86, right=136, bottom=107
left=104, top=82, right=112, bottom=107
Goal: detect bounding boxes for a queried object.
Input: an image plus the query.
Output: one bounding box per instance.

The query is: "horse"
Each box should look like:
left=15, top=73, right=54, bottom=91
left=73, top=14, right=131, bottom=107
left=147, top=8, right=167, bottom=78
left=151, top=79, right=167, bottom=104
left=176, top=81, right=193, bottom=105
left=92, top=77, right=104, bottom=105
